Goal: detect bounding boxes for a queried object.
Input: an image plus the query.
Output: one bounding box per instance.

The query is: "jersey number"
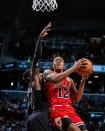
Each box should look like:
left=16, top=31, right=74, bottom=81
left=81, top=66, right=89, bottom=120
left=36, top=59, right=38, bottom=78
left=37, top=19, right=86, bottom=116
left=58, top=88, right=69, bottom=99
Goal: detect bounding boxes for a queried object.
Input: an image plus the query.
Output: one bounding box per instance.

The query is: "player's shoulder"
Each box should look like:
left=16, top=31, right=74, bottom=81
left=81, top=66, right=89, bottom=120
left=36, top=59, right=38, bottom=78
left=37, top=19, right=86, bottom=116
left=43, top=69, right=53, bottom=78
left=43, top=69, right=53, bottom=75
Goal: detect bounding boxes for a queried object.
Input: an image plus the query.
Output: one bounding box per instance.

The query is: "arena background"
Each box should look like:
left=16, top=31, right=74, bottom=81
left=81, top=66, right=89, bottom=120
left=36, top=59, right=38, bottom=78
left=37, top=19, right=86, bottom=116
left=0, top=0, right=105, bottom=130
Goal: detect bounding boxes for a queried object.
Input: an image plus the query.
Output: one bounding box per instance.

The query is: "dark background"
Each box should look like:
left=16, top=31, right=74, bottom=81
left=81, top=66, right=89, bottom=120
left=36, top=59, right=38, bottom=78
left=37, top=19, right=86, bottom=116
left=0, top=0, right=105, bottom=91
left=0, top=1, right=105, bottom=131
left=0, top=0, right=105, bottom=32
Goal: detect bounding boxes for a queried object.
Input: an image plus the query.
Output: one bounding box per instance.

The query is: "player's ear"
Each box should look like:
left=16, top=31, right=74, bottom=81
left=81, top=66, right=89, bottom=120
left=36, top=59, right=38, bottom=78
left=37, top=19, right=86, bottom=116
left=63, top=64, right=65, bottom=71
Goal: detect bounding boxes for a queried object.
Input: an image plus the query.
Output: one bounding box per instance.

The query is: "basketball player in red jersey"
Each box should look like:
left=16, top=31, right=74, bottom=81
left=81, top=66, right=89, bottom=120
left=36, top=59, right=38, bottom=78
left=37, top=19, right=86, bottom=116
left=43, top=57, right=90, bottom=131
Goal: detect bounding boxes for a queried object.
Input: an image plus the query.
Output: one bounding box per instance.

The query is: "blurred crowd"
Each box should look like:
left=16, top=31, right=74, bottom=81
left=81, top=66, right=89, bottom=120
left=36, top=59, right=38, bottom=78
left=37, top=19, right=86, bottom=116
left=0, top=94, right=105, bottom=131
left=0, top=29, right=105, bottom=65
left=73, top=99, right=105, bottom=131
left=0, top=98, right=27, bottom=131
left=40, top=37, right=105, bottom=65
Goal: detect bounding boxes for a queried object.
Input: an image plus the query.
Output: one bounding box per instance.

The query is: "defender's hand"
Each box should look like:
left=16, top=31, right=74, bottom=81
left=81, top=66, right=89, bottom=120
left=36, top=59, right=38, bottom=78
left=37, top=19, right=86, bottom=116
left=39, top=22, right=51, bottom=38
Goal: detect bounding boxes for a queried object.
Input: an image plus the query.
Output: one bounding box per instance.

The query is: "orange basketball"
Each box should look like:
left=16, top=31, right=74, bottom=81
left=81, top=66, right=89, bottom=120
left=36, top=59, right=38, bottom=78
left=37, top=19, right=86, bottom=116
left=76, top=58, right=93, bottom=76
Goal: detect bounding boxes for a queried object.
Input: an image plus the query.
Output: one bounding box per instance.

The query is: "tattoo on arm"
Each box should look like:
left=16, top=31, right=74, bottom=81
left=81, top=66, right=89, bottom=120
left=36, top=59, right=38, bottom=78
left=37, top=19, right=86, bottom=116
left=43, top=70, right=55, bottom=82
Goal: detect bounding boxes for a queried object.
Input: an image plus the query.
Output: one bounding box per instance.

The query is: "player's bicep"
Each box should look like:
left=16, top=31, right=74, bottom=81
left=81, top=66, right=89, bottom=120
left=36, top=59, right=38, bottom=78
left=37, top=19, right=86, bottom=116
left=31, top=68, right=41, bottom=90
left=43, top=69, right=56, bottom=82
left=31, top=68, right=39, bottom=80
left=32, top=77, right=41, bottom=90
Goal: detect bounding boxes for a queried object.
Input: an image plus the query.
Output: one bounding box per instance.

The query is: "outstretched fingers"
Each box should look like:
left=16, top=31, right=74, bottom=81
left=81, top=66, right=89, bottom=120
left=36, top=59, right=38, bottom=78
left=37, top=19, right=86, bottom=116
left=44, top=22, right=51, bottom=32
left=40, top=22, right=51, bottom=38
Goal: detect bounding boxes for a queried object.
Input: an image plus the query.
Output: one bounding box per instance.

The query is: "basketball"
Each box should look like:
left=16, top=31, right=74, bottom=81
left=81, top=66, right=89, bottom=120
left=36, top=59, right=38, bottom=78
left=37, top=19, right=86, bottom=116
left=76, top=58, right=93, bottom=76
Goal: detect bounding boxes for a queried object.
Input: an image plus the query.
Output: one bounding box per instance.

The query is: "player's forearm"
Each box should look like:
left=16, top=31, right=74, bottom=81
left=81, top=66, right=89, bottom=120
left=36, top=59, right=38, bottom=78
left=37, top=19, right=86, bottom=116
left=53, top=65, right=77, bottom=83
left=75, top=78, right=86, bottom=103
left=32, top=37, right=42, bottom=69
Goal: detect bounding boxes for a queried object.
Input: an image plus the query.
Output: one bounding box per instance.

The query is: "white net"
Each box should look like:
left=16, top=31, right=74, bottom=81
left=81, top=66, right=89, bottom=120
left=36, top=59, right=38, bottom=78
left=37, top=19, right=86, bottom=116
left=32, top=0, right=58, bottom=12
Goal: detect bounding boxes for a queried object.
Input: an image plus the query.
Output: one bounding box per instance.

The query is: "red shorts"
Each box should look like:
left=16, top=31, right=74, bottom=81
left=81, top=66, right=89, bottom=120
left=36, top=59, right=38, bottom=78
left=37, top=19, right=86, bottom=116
left=49, top=104, right=85, bottom=129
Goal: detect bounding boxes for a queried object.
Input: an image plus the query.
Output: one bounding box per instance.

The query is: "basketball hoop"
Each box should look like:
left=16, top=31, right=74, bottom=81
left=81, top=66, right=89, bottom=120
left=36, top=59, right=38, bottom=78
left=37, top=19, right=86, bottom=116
left=32, top=0, right=58, bottom=12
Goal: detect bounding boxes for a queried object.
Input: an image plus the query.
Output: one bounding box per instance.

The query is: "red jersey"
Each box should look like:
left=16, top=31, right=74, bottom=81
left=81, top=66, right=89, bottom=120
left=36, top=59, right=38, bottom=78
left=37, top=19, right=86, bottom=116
left=45, top=72, right=72, bottom=106
left=45, top=72, right=85, bottom=129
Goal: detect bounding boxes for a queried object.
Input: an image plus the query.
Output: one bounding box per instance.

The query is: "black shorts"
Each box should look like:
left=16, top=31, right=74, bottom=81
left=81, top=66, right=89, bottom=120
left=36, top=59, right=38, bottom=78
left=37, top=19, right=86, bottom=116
left=26, top=110, right=51, bottom=131
left=62, top=118, right=87, bottom=131
left=79, top=124, right=88, bottom=131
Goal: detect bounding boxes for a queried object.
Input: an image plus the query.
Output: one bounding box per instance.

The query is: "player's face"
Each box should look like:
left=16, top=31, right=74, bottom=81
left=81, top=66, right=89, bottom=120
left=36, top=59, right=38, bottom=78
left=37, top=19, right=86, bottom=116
left=53, top=57, right=65, bottom=72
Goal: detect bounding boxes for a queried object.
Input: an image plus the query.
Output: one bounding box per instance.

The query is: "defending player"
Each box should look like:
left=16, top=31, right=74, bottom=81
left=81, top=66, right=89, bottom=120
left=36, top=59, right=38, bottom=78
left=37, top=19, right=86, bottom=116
left=25, top=22, right=51, bottom=131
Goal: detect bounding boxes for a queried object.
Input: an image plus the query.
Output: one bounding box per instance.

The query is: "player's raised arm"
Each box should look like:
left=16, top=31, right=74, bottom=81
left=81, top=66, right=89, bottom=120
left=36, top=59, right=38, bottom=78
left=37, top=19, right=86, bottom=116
left=31, top=22, right=51, bottom=89
left=32, top=22, right=51, bottom=71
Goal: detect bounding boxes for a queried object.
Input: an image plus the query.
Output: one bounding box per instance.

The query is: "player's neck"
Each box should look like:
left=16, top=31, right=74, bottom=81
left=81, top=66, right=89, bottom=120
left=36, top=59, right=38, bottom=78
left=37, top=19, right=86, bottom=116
left=54, top=69, right=63, bottom=73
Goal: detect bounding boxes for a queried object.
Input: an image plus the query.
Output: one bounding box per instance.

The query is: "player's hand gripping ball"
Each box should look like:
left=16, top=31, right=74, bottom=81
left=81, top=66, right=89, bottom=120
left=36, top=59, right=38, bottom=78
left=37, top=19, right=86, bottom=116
left=76, top=58, right=93, bottom=76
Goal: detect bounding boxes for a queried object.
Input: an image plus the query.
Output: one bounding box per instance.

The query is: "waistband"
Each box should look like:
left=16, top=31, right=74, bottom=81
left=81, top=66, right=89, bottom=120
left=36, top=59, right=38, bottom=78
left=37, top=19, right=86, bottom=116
left=49, top=102, right=72, bottom=107
left=51, top=105, right=71, bottom=107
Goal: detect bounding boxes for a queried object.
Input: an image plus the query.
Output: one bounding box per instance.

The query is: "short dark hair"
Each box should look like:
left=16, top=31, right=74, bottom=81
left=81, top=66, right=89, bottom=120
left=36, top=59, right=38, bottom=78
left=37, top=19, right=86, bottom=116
left=53, top=56, right=64, bottom=63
